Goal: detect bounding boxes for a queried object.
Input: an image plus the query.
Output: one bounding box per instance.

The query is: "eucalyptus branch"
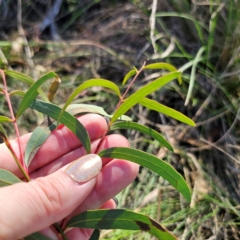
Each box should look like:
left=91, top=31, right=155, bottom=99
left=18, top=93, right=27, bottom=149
left=116, top=61, right=146, bottom=110
left=0, top=69, right=30, bottom=181
left=95, top=62, right=146, bottom=154
left=3, top=136, right=30, bottom=182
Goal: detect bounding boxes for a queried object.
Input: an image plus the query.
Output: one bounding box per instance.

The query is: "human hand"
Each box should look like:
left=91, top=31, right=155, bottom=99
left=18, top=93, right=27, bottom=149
left=0, top=114, right=139, bottom=240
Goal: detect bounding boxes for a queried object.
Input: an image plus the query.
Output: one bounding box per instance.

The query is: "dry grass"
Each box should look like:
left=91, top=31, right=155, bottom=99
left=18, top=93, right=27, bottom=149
left=1, top=0, right=240, bottom=239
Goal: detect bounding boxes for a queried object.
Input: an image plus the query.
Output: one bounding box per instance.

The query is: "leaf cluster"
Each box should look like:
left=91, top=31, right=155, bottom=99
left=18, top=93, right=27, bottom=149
left=0, top=62, right=195, bottom=239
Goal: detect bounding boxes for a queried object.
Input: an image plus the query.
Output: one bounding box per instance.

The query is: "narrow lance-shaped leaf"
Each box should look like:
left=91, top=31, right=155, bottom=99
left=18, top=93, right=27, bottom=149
left=89, top=229, right=100, bottom=240
left=4, top=70, right=48, bottom=101
left=110, top=121, right=173, bottom=151
left=99, top=147, right=191, bottom=202
left=66, top=209, right=177, bottom=240
left=4, top=70, right=35, bottom=85
left=30, top=100, right=91, bottom=154
left=110, top=71, right=181, bottom=124
left=185, top=46, right=205, bottom=106
left=144, top=62, right=182, bottom=84
left=9, top=90, right=25, bottom=97
left=0, top=115, right=12, bottom=123
left=67, top=104, right=132, bottom=121
left=16, top=72, right=58, bottom=118
left=122, top=69, right=137, bottom=85
left=59, top=79, right=121, bottom=121
left=24, top=103, right=132, bottom=167
left=139, top=98, right=196, bottom=126
left=24, top=117, right=57, bottom=168
left=0, top=124, right=7, bottom=139
left=0, top=169, right=22, bottom=187
left=24, top=232, right=52, bottom=240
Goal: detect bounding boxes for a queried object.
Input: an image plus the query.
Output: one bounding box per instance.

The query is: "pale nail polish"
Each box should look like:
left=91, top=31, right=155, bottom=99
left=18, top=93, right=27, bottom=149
left=65, top=154, right=102, bottom=183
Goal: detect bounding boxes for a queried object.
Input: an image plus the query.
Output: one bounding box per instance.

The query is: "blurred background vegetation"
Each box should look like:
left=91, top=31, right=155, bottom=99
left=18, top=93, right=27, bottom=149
left=1, top=0, right=240, bottom=239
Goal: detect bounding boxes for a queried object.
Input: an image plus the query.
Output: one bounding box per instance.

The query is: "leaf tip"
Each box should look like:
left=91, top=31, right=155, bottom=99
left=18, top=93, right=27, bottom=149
left=189, top=120, right=196, bottom=127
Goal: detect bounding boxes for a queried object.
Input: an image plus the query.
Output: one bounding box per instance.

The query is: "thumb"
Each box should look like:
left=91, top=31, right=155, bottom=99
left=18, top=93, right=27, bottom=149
left=0, top=154, right=102, bottom=240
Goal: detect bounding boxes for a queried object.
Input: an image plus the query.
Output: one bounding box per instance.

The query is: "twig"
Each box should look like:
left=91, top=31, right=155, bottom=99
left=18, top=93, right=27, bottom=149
left=95, top=62, right=146, bottom=154
left=200, top=138, right=239, bottom=163
left=149, top=0, right=158, bottom=53
left=214, top=107, right=240, bottom=144
left=116, top=61, right=146, bottom=110
left=17, top=0, right=37, bottom=80
left=0, top=69, right=30, bottom=181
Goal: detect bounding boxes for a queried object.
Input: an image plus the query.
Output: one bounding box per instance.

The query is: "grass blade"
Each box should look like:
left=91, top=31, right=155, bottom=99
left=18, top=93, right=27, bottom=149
left=110, top=71, right=181, bottom=124
left=66, top=104, right=132, bottom=121
left=66, top=209, right=177, bottom=240
left=99, top=147, right=191, bottom=202
left=0, top=116, right=12, bottom=123
left=30, top=100, right=91, bottom=154
left=185, top=46, right=206, bottom=106
left=59, top=79, right=121, bottom=121
left=139, top=98, right=195, bottom=126
left=110, top=121, right=173, bottom=151
left=144, top=62, right=182, bottom=84
left=155, top=12, right=207, bottom=43
left=0, top=169, right=22, bottom=187
left=16, top=72, right=58, bottom=118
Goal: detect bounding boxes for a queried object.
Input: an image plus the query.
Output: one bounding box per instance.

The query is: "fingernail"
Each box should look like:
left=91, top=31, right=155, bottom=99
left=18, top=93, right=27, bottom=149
left=65, top=154, right=102, bottom=183
left=112, top=197, right=119, bottom=207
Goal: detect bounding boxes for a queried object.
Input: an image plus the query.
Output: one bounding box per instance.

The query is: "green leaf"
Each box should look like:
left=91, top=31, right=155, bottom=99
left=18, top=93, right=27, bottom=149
left=122, top=69, right=137, bottom=85
left=9, top=90, right=25, bottom=97
left=155, top=12, right=206, bottom=43
left=0, top=124, right=7, bottom=138
left=185, top=46, right=206, bottom=106
left=66, top=209, right=176, bottom=240
left=144, top=62, right=182, bottom=84
left=59, top=79, right=121, bottom=121
left=24, top=118, right=57, bottom=167
left=110, top=121, right=173, bottom=151
left=24, top=232, right=52, bottom=240
left=67, top=104, right=132, bottom=121
left=139, top=98, right=196, bottom=126
left=4, top=70, right=35, bottom=85
left=99, top=147, right=191, bottom=202
left=30, top=100, right=91, bottom=154
left=5, top=70, right=49, bottom=102
left=0, top=115, right=12, bottom=123
left=0, top=169, right=22, bottom=187
left=89, top=229, right=100, bottom=240
left=16, top=72, right=58, bottom=118
left=110, top=71, right=181, bottom=124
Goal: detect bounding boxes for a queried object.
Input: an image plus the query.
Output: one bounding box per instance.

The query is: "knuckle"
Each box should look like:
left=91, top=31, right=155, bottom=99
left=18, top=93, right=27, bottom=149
left=33, top=177, right=64, bottom=215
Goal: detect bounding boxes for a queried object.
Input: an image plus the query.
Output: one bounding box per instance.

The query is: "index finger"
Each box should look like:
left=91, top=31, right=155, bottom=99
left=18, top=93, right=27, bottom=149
left=0, top=114, right=108, bottom=177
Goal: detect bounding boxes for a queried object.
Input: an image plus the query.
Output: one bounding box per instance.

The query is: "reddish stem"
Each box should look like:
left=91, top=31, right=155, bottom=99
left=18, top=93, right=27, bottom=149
left=94, top=129, right=108, bottom=154
left=95, top=62, right=146, bottom=153
left=115, top=62, right=146, bottom=111
left=0, top=69, right=30, bottom=180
